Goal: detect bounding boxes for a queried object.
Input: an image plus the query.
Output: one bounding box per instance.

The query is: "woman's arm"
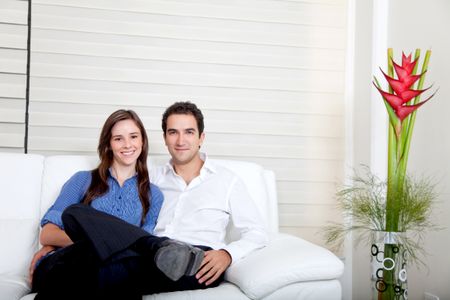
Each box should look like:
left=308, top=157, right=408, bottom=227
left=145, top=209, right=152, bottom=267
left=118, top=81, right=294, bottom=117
left=29, top=224, right=74, bottom=283
left=40, top=223, right=73, bottom=248
left=30, top=171, right=90, bottom=282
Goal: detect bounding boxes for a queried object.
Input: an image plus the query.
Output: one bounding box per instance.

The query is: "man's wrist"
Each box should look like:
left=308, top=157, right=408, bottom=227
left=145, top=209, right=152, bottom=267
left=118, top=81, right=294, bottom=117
left=219, top=249, right=232, bottom=264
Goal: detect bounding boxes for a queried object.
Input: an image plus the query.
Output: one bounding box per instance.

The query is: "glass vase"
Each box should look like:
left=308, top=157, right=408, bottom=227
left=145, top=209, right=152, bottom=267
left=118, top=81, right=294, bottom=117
left=371, top=231, right=408, bottom=300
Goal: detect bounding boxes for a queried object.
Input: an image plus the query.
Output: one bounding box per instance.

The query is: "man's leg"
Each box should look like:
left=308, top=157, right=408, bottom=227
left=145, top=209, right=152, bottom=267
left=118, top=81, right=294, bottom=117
left=138, top=245, right=224, bottom=295
left=62, top=204, right=206, bottom=290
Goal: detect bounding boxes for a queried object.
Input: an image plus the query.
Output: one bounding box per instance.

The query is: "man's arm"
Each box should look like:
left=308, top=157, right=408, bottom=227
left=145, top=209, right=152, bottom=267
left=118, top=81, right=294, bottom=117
left=222, top=177, right=269, bottom=261
left=195, top=177, right=268, bottom=285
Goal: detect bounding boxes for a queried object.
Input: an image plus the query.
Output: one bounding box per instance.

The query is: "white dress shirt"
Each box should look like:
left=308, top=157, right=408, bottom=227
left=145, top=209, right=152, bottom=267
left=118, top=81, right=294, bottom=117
left=151, top=153, right=268, bottom=263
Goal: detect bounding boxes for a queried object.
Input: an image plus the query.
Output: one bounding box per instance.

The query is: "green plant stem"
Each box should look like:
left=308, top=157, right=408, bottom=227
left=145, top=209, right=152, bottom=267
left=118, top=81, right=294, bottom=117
left=401, top=50, right=431, bottom=173
left=386, top=48, right=399, bottom=233
left=382, top=49, right=397, bottom=300
left=383, top=48, right=400, bottom=300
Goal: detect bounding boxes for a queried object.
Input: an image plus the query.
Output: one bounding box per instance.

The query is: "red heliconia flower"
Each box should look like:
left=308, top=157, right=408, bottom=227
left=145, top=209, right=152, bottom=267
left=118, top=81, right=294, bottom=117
left=374, top=52, right=434, bottom=121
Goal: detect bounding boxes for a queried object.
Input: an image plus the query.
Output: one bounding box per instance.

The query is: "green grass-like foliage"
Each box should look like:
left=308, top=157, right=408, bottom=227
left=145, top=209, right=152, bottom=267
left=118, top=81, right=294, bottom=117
left=324, top=167, right=438, bottom=266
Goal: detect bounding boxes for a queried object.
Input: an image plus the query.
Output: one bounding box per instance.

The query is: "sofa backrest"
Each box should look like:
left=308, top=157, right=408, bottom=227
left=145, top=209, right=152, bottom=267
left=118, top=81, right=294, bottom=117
left=0, top=153, right=44, bottom=277
left=211, top=159, right=278, bottom=233
left=40, top=155, right=279, bottom=233
left=40, top=155, right=99, bottom=219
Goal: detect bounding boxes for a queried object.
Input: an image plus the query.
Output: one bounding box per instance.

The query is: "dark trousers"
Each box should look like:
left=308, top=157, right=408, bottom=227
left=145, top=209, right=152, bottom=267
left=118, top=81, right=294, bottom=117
left=32, top=204, right=223, bottom=300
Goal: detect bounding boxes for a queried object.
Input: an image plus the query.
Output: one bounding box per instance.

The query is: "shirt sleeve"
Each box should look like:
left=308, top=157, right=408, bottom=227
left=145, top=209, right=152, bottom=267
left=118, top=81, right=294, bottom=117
left=40, top=171, right=92, bottom=229
left=142, top=183, right=164, bottom=234
left=222, top=177, right=269, bottom=263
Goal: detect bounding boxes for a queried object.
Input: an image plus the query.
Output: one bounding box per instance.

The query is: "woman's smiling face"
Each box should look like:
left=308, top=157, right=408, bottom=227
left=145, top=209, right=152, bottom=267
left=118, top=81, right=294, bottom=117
left=109, top=119, right=143, bottom=169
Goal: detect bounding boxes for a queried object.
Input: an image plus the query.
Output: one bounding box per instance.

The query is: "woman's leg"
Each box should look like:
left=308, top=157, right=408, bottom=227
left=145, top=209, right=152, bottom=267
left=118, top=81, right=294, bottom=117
left=62, top=203, right=151, bottom=261
left=32, top=241, right=99, bottom=300
left=32, top=204, right=149, bottom=299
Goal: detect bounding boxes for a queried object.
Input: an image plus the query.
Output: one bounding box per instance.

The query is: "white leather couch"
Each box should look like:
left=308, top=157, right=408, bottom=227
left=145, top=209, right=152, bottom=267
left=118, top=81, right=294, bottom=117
left=0, top=153, right=344, bottom=300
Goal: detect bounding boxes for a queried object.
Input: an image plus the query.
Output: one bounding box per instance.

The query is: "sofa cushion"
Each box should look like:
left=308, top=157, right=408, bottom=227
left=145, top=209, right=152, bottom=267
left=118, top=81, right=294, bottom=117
left=0, top=275, right=30, bottom=300
left=0, top=220, right=38, bottom=277
left=0, top=153, right=43, bottom=277
left=144, top=282, right=250, bottom=300
left=225, top=233, right=344, bottom=299
left=261, top=280, right=342, bottom=300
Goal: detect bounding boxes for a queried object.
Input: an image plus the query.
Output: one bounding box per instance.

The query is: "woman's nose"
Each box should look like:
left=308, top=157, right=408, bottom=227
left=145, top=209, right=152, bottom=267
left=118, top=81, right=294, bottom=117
left=124, top=138, right=131, bottom=147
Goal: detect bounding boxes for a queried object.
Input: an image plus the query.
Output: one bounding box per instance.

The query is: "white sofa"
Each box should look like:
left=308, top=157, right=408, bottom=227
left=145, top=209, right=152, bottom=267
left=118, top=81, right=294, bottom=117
left=0, top=153, right=344, bottom=300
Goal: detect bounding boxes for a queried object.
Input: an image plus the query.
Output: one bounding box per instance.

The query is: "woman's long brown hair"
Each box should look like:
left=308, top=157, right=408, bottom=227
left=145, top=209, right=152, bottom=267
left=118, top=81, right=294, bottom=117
left=83, top=109, right=150, bottom=225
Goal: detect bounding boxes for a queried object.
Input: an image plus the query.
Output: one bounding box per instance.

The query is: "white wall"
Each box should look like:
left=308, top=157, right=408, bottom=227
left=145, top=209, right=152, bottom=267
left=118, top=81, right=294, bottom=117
left=352, top=0, right=450, bottom=299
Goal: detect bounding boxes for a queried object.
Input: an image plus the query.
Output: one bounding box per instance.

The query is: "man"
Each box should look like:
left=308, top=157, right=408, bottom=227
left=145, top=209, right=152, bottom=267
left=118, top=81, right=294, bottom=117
left=152, top=101, right=268, bottom=287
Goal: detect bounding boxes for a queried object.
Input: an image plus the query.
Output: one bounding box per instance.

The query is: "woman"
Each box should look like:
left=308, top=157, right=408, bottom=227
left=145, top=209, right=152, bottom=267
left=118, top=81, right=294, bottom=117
left=30, top=110, right=203, bottom=299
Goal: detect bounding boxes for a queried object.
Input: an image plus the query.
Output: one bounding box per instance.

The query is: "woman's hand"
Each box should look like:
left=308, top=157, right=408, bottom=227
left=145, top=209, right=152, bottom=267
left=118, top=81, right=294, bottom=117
left=29, top=224, right=73, bottom=284
left=28, top=245, right=56, bottom=284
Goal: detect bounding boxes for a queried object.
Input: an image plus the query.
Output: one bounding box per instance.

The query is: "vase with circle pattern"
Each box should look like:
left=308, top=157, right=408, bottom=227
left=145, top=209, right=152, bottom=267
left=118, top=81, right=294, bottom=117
left=371, top=231, right=408, bottom=300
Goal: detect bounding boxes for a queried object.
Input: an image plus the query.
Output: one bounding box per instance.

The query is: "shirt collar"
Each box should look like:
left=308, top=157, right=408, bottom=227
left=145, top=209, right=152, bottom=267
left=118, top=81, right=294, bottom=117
left=163, top=152, right=217, bottom=176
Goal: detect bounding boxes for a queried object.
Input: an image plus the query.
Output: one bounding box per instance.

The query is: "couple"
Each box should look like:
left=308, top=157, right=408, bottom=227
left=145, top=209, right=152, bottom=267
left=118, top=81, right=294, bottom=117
left=29, top=102, right=268, bottom=299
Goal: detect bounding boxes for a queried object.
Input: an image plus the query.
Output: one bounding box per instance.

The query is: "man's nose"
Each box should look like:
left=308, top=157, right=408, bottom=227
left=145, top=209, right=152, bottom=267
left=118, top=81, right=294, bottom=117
left=176, top=134, right=184, bottom=145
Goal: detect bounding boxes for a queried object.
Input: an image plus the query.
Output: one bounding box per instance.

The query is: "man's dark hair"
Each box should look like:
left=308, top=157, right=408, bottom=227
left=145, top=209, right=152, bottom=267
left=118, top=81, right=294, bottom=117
left=162, top=102, right=204, bottom=137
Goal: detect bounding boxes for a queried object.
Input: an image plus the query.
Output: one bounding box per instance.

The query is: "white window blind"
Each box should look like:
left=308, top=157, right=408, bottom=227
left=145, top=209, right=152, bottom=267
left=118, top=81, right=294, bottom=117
left=26, top=0, right=347, bottom=245
left=0, top=0, right=28, bottom=152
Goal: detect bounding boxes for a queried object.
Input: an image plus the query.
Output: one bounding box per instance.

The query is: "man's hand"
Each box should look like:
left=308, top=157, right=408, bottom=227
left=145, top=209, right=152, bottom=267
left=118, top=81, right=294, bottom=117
left=29, top=245, right=56, bottom=284
left=196, top=249, right=232, bottom=286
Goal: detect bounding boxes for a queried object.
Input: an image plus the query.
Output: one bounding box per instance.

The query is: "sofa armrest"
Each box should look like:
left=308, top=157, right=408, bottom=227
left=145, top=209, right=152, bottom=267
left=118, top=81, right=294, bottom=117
left=225, top=233, right=344, bottom=299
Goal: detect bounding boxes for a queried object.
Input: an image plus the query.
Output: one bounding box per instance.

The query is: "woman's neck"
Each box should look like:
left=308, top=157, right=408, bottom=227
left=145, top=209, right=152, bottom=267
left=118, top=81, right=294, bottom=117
left=111, top=163, right=136, bottom=186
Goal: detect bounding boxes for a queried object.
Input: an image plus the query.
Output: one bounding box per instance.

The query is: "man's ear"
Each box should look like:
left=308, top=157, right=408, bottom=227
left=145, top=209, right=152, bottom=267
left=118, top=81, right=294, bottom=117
left=163, top=132, right=167, bottom=146
left=199, top=132, right=205, bottom=145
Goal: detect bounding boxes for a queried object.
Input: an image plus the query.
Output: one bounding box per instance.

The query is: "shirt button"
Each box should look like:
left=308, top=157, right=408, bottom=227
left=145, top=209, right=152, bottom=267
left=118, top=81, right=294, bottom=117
left=119, top=196, right=122, bottom=199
